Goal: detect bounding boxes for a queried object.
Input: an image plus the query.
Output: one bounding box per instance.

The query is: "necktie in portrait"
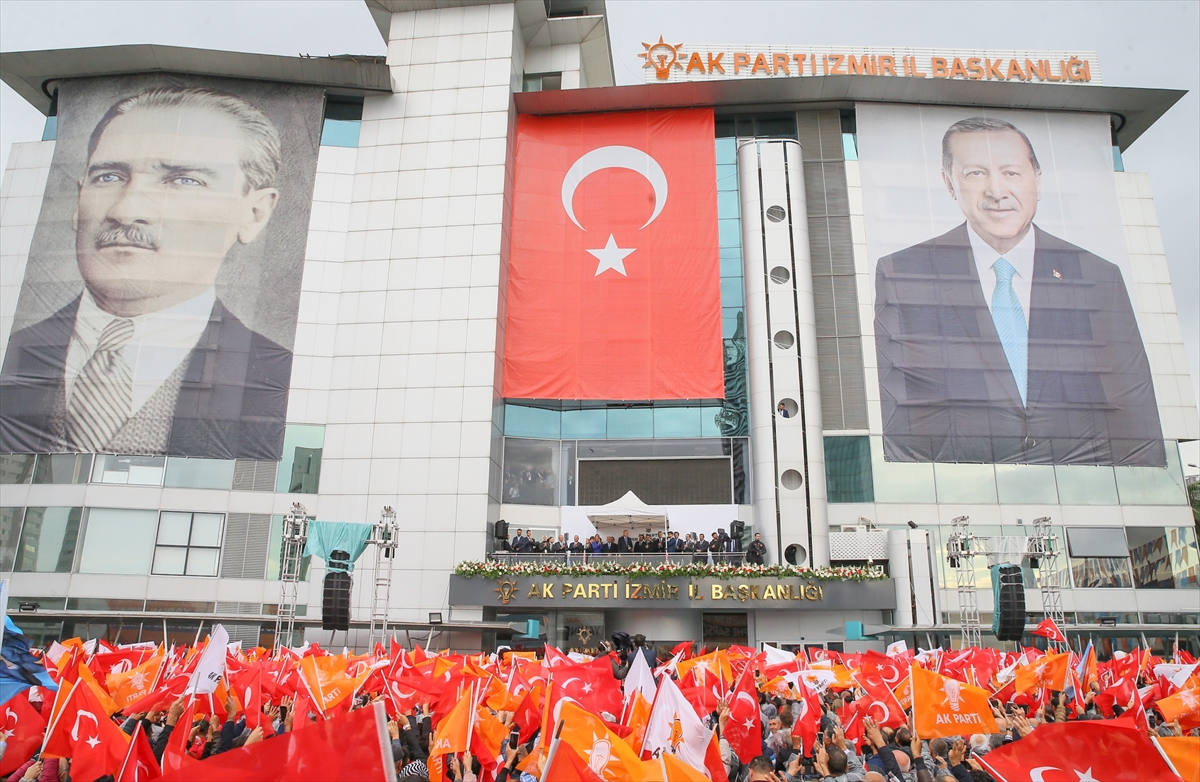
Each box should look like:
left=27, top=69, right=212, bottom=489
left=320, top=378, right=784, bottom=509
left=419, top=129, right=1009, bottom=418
left=991, top=257, right=1028, bottom=405
left=67, top=317, right=136, bottom=451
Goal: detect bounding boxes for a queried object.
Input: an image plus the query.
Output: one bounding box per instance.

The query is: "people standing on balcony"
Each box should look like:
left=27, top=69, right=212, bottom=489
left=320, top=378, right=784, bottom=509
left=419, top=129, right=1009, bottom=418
left=693, top=534, right=709, bottom=564
left=618, top=530, right=634, bottom=553
left=604, top=535, right=618, bottom=554
left=569, top=535, right=585, bottom=554
left=747, top=532, right=767, bottom=565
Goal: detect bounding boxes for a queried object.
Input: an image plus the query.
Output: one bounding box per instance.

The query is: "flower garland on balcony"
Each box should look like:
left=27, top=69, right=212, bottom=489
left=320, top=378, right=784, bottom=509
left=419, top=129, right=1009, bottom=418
left=454, top=559, right=886, bottom=581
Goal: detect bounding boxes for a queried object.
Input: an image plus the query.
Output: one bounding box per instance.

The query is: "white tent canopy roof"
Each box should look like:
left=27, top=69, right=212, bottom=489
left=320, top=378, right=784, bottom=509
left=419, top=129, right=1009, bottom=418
left=585, top=491, right=669, bottom=535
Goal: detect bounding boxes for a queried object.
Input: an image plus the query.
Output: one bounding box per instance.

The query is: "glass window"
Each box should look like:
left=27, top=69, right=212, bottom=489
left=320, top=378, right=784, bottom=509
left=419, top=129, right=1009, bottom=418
left=1115, top=441, right=1188, bottom=505
left=562, top=409, right=606, bottom=439
left=0, top=454, right=35, bottom=484
left=77, top=508, right=158, bottom=575
left=91, top=455, right=165, bottom=486
left=994, top=463, right=1058, bottom=504
left=653, top=407, right=702, bottom=438
left=152, top=511, right=223, bottom=577
left=934, top=463, right=998, bottom=504
left=701, top=407, right=725, bottom=438
left=32, top=454, right=92, bottom=484
left=1054, top=464, right=1118, bottom=505
left=718, top=218, right=741, bottom=247
left=1070, top=557, right=1132, bottom=588
left=502, top=439, right=560, bottom=506
left=607, top=408, right=654, bottom=439
left=276, top=424, right=325, bottom=494
left=824, top=436, right=874, bottom=503
left=504, top=405, right=561, bottom=439
left=164, top=458, right=235, bottom=490
left=715, top=138, right=737, bottom=166
left=1076, top=611, right=1137, bottom=624
left=719, top=277, right=744, bottom=307
left=320, top=118, right=360, bottom=148
left=1066, top=527, right=1128, bottom=557
left=14, top=507, right=82, bottom=573
left=1127, top=526, right=1200, bottom=589
left=717, top=190, right=740, bottom=218
left=871, top=436, right=936, bottom=503
left=842, top=133, right=859, bottom=161
left=0, top=506, right=25, bottom=571
left=719, top=247, right=743, bottom=277
left=42, top=116, right=57, bottom=141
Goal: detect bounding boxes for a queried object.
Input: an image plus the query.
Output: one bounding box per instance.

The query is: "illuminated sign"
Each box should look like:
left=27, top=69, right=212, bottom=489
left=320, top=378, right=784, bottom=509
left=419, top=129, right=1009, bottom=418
left=639, top=39, right=1101, bottom=85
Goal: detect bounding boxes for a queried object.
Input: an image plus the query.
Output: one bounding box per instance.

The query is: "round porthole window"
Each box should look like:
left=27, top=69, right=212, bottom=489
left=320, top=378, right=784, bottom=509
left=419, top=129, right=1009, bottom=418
left=766, top=205, right=787, bottom=222
left=781, top=469, right=804, bottom=490
left=769, top=266, right=790, bottom=284
left=777, top=398, right=798, bottom=418
left=773, top=330, right=795, bottom=349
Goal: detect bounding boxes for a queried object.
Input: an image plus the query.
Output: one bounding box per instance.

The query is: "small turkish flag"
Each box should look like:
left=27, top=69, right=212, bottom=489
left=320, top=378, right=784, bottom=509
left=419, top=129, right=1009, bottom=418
left=0, top=692, right=47, bottom=775
left=978, top=719, right=1179, bottom=782
left=504, top=108, right=723, bottom=400
left=722, top=667, right=761, bottom=763
left=1032, top=617, right=1067, bottom=643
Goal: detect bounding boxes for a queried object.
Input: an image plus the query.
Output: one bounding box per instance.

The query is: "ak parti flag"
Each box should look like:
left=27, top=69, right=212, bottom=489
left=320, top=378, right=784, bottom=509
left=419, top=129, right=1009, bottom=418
left=1015, top=650, right=1071, bottom=694
left=1156, top=736, right=1200, bottom=782
left=156, top=701, right=394, bottom=782
left=1156, top=681, right=1200, bottom=729
left=910, top=665, right=999, bottom=739
left=557, top=699, right=647, bottom=782
left=978, top=719, right=1179, bottom=782
left=504, top=108, right=723, bottom=400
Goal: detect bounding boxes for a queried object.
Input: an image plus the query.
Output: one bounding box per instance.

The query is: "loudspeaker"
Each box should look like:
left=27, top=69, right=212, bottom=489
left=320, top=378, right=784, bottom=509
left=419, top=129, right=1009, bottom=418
left=991, top=564, right=1026, bottom=642
left=730, top=520, right=745, bottom=540
left=322, top=550, right=352, bottom=631
left=494, top=519, right=509, bottom=541
left=784, top=543, right=807, bottom=566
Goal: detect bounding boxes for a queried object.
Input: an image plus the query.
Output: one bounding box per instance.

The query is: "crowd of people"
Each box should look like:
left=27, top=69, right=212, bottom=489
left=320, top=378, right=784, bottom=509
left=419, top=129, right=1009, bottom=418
left=506, top=529, right=770, bottom=564
left=1, top=614, right=1196, bottom=782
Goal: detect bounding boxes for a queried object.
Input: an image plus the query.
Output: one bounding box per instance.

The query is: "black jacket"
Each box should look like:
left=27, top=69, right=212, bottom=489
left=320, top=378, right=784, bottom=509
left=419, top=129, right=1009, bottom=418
left=874, top=224, right=1163, bottom=466
left=0, top=295, right=292, bottom=460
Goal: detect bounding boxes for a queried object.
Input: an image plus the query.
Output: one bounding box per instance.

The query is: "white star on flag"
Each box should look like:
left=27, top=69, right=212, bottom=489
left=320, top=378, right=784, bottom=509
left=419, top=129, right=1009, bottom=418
left=587, top=234, right=635, bottom=276
left=1075, top=770, right=1097, bottom=782
left=85, top=735, right=102, bottom=749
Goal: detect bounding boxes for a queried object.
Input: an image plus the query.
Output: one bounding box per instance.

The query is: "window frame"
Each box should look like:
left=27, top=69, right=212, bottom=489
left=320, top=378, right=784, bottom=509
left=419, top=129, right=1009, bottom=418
left=152, top=511, right=225, bottom=577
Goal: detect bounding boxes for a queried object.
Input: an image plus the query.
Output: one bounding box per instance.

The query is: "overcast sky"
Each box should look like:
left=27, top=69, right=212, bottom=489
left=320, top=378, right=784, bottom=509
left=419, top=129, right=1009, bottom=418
left=1, top=0, right=1196, bottom=452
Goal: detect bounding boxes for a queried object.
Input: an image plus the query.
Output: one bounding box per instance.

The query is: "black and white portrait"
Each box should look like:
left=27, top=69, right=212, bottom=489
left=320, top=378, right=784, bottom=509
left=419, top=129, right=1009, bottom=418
left=0, top=75, right=324, bottom=460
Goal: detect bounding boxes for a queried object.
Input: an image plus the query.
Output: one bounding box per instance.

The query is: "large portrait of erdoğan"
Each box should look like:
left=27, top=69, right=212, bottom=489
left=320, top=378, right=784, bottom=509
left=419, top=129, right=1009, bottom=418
left=0, top=76, right=324, bottom=461
left=858, top=104, right=1163, bottom=467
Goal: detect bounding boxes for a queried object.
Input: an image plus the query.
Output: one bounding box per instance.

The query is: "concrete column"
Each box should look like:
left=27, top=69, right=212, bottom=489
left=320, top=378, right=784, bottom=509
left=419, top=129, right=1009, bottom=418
left=888, top=529, right=913, bottom=627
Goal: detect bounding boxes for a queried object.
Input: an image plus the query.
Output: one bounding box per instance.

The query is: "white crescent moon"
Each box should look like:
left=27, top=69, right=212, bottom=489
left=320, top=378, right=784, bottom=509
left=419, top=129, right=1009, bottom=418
left=735, top=691, right=756, bottom=708
left=1029, top=767, right=1061, bottom=782
left=870, top=700, right=891, bottom=726
left=561, top=677, right=582, bottom=691
left=561, top=146, right=668, bottom=231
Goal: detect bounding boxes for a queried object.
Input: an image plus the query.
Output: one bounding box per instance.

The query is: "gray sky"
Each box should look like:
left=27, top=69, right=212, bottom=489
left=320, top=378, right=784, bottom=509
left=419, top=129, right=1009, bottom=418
left=1, top=0, right=1196, bottom=443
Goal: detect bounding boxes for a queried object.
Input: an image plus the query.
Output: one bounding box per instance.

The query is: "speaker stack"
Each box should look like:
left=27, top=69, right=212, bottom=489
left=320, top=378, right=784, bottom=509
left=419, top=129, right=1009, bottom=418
left=321, top=549, right=352, bottom=631
left=991, top=564, right=1026, bottom=642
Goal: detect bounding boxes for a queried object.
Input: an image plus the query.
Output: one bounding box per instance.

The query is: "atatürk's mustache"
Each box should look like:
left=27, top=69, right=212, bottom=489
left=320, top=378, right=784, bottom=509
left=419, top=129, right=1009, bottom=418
left=94, top=222, right=159, bottom=251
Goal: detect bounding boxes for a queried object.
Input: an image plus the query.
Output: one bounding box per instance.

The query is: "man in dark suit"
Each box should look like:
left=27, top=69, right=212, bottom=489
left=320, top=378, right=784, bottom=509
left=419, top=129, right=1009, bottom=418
left=617, top=530, right=634, bottom=553
left=0, top=86, right=292, bottom=461
left=874, top=117, right=1162, bottom=466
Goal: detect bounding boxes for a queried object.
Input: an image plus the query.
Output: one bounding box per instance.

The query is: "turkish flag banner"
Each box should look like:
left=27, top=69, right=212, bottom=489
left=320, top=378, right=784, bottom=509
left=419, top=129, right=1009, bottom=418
left=504, top=108, right=723, bottom=400
left=978, top=719, right=1181, bottom=782
left=0, top=692, right=47, bottom=775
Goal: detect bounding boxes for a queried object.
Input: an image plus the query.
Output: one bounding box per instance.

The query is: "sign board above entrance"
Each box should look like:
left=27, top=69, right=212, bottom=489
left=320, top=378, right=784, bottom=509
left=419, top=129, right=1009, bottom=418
left=640, top=41, right=1102, bottom=86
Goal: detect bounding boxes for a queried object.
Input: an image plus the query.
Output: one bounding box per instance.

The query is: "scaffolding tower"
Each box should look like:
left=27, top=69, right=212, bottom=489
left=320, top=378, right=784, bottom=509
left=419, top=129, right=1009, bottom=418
left=368, top=506, right=399, bottom=649
left=944, top=515, right=1064, bottom=650
left=273, top=503, right=309, bottom=651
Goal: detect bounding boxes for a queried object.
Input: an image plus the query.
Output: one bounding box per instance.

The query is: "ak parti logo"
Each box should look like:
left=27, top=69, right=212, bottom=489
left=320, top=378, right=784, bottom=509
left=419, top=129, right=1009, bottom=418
left=640, top=36, right=683, bottom=79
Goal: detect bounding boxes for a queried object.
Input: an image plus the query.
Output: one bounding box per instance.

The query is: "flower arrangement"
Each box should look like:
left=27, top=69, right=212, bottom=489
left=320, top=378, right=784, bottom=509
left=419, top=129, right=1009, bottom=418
left=454, top=559, right=886, bottom=581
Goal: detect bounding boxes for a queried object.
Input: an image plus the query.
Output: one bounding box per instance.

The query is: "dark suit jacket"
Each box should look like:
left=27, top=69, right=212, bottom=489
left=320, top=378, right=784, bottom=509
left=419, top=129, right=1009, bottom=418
left=617, top=536, right=634, bottom=553
left=874, top=224, right=1163, bottom=466
left=0, top=295, right=292, bottom=461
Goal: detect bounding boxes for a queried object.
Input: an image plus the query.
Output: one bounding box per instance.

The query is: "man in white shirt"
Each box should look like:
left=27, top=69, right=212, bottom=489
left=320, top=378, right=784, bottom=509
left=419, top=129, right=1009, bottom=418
left=0, top=86, right=293, bottom=460
left=873, top=116, right=1161, bottom=466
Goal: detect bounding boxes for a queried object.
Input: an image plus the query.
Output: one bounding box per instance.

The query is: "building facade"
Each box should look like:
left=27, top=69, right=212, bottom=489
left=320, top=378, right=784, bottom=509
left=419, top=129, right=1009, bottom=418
left=0, top=0, right=1195, bottom=657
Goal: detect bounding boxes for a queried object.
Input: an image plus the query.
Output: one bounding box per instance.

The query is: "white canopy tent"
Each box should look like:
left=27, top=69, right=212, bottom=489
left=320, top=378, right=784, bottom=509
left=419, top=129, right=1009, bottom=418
left=584, top=491, right=669, bottom=536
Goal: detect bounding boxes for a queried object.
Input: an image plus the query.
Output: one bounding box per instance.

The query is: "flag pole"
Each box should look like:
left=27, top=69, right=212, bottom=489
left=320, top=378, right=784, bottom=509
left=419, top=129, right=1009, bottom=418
left=541, top=719, right=565, bottom=780
left=117, top=720, right=143, bottom=780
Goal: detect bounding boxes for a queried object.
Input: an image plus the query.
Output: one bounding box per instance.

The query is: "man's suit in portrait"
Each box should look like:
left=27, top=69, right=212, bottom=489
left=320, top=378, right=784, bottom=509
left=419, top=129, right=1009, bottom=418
left=874, top=223, right=1163, bottom=466
left=0, top=296, right=292, bottom=460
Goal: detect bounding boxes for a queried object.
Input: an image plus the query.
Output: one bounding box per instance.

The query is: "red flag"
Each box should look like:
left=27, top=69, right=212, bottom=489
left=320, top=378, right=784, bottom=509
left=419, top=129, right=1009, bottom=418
left=854, top=670, right=906, bottom=729
left=978, top=719, right=1179, bottom=782
left=1031, top=618, right=1067, bottom=644
left=229, top=665, right=273, bottom=736
left=543, top=740, right=605, bottom=782
left=504, top=108, right=723, bottom=400
left=722, top=667, right=761, bottom=764
left=856, top=650, right=907, bottom=692
left=156, top=701, right=394, bottom=781
left=42, top=680, right=130, bottom=782
left=0, top=692, right=47, bottom=775
left=159, top=700, right=199, bottom=775
left=117, top=722, right=162, bottom=782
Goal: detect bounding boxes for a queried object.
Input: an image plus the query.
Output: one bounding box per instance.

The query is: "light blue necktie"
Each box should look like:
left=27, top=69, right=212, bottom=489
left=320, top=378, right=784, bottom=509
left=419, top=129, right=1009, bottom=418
left=991, top=257, right=1028, bottom=406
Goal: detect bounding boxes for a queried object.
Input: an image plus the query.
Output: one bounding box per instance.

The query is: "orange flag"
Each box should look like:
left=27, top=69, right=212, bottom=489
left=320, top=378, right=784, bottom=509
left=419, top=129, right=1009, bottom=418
left=470, top=706, right=509, bottom=770
left=429, top=690, right=472, bottom=757
left=108, top=650, right=164, bottom=713
left=894, top=676, right=913, bottom=710
left=663, top=752, right=710, bottom=782
left=557, top=699, right=648, bottom=782
left=623, top=690, right=652, bottom=753
left=1156, top=681, right=1200, bottom=728
left=76, top=663, right=120, bottom=716
left=911, top=664, right=999, bottom=739
left=1156, top=736, right=1200, bottom=782
left=298, top=654, right=370, bottom=716
left=1014, top=650, right=1071, bottom=693
left=543, top=741, right=605, bottom=782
